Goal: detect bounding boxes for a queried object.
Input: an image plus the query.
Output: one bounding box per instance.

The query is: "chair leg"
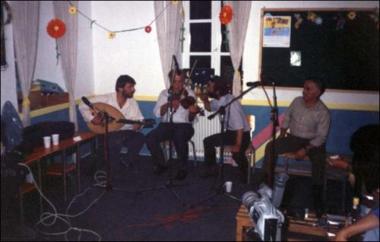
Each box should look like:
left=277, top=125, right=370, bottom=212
left=189, top=140, right=197, bottom=166
left=247, top=149, right=255, bottom=184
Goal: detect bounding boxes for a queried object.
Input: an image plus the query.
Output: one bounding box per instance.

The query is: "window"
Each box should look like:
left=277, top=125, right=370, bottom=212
left=183, top=1, right=241, bottom=86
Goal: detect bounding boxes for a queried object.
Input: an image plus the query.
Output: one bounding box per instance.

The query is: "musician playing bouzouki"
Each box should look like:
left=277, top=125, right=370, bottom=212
left=78, top=75, right=146, bottom=168
left=146, top=69, right=201, bottom=181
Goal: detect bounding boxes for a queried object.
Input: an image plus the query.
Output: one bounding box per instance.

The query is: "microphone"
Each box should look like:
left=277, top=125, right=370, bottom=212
left=81, top=96, right=94, bottom=109
left=173, top=55, right=179, bottom=71
left=246, top=81, right=262, bottom=87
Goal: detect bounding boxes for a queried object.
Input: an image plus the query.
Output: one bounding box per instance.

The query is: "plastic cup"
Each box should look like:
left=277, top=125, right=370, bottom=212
left=224, top=181, right=233, bottom=193
left=52, top=134, right=59, bottom=146
left=43, top=136, right=51, bottom=149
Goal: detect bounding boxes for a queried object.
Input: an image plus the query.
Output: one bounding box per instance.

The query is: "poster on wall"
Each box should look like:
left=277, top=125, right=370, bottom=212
left=263, top=15, right=291, bottom=48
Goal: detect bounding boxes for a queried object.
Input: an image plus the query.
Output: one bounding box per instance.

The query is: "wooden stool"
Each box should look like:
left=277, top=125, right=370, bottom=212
left=235, top=205, right=252, bottom=241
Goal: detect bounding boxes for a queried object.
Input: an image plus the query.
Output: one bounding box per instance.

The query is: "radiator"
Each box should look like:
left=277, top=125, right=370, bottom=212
left=192, top=110, right=221, bottom=159
left=191, top=111, right=255, bottom=163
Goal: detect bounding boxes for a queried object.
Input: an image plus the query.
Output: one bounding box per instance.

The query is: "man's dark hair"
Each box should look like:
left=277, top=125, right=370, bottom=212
left=350, top=124, right=380, bottom=194
left=168, top=69, right=185, bottom=83
left=115, top=75, right=136, bottom=92
left=210, top=75, right=231, bottom=96
left=307, top=79, right=326, bottom=97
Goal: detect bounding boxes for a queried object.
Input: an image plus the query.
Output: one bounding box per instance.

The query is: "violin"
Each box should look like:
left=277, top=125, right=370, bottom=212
left=168, top=88, right=205, bottom=116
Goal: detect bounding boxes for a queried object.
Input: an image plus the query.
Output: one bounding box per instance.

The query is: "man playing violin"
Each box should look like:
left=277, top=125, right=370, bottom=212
left=79, top=75, right=146, bottom=168
left=146, top=69, right=201, bottom=180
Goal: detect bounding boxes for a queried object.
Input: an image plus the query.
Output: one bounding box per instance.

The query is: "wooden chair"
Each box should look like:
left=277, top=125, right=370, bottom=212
left=161, top=139, right=197, bottom=165
left=223, top=115, right=256, bottom=184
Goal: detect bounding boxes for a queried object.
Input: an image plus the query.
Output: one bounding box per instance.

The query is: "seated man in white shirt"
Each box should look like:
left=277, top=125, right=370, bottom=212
left=146, top=69, right=201, bottom=181
left=199, top=76, right=251, bottom=183
left=79, top=75, right=146, bottom=169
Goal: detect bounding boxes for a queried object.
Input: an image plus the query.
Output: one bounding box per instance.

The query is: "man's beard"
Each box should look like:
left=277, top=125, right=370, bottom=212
left=207, top=92, right=217, bottom=99
left=123, top=92, right=134, bottom=98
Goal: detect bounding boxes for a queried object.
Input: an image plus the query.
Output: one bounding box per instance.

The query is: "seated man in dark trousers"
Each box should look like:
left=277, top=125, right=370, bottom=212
left=79, top=75, right=146, bottom=169
left=146, top=69, right=201, bottom=181
left=199, top=76, right=251, bottom=183
left=261, top=79, right=330, bottom=218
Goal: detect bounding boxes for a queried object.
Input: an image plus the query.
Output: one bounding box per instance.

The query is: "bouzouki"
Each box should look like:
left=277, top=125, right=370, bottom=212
left=87, top=102, right=155, bottom=134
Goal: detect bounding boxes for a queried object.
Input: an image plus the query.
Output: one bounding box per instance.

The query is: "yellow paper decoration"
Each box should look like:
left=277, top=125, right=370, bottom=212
left=69, top=6, right=77, bottom=15
left=108, top=32, right=116, bottom=39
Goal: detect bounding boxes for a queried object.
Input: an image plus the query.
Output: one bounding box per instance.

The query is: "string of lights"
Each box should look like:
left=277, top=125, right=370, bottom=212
left=67, top=1, right=173, bottom=38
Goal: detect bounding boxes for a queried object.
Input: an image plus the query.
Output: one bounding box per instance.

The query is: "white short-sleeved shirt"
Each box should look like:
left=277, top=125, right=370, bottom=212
left=153, top=87, right=196, bottom=123
left=210, top=94, right=250, bottom=132
left=79, top=93, right=144, bottom=130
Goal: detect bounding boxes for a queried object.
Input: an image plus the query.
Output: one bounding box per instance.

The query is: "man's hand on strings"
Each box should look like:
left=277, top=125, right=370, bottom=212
left=91, top=112, right=104, bottom=125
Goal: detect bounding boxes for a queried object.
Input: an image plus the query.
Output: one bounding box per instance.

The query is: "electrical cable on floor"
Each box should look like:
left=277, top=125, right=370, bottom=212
left=18, top=162, right=106, bottom=241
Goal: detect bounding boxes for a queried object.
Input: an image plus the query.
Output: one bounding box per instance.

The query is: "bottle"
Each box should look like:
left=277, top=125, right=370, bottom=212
left=351, top=197, right=360, bottom=223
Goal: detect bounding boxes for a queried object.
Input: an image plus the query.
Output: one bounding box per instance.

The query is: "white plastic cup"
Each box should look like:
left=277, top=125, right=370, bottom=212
left=224, top=181, right=233, bottom=193
left=43, top=136, right=51, bottom=149
left=52, top=134, right=60, bottom=146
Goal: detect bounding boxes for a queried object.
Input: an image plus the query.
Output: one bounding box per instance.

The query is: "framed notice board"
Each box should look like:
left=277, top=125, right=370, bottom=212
left=261, top=9, right=379, bottom=91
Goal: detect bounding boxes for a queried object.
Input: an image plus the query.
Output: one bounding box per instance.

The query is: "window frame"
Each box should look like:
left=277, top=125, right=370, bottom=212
left=182, top=1, right=231, bottom=75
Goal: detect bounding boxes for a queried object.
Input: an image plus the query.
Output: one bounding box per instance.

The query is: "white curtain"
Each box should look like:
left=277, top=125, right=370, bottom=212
left=154, top=1, right=184, bottom=88
left=53, top=1, right=78, bottom=130
left=226, top=1, right=251, bottom=96
left=11, top=1, right=40, bottom=126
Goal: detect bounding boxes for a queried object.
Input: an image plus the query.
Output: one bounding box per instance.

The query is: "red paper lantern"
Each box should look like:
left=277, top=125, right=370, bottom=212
left=145, top=25, right=152, bottom=33
left=47, top=18, right=66, bottom=39
left=219, top=5, right=233, bottom=25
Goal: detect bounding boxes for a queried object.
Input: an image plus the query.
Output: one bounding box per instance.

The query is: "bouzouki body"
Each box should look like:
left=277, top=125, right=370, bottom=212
left=87, top=102, right=156, bottom=134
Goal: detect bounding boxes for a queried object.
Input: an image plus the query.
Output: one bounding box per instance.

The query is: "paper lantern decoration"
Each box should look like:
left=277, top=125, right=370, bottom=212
left=145, top=25, right=152, bottom=33
left=47, top=18, right=66, bottom=39
left=219, top=5, right=233, bottom=25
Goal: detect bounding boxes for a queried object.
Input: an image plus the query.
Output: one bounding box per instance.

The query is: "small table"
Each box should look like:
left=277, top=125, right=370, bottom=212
left=22, top=131, right=97, bottom=200
left=235, top=205, right=343, bottom=241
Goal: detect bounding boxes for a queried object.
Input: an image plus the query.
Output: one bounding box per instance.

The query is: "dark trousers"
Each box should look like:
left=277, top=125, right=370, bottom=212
left=100, top=130, right=146, bottom=164
left=203, top=130, right=251, bottom=174
left=262, top=134, right=326, bottom=186
left=146, top=123, right=194, bottom=170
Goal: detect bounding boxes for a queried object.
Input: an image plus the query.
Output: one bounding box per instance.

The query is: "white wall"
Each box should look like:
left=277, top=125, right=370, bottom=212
left=1, top=1, right=94, bottom=111
left=91, top=1, right=164, bottom=97
left=33, top=1, right=94, bottom=98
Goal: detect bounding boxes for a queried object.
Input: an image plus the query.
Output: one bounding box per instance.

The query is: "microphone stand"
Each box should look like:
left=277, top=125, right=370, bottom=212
left=187, top=85, right=257, bottom=208
left=134, top=57, right=187, bottom=207
left=261, top=82, right=279, bottom=188
left=103, top=112, right=112, bottom=191
left=92, top=109, right=136, bottom=193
